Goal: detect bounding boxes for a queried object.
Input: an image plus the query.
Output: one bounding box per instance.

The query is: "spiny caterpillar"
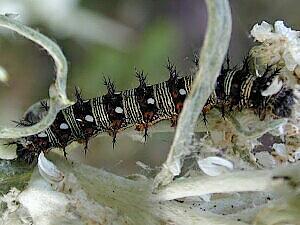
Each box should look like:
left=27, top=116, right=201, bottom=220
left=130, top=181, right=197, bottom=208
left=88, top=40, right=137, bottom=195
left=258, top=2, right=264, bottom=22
left=10, top=56, right=295, bottom=163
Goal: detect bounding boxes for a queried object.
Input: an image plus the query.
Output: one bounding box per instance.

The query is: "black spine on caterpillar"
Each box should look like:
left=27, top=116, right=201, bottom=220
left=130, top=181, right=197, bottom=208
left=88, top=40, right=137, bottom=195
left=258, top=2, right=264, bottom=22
left=166, top=58, right=179, bottom=82
left=40, top=100, right=49, bottom=111
left=12, top=57, right=295, bottom=163
left=134, top=68, right=152, bottom=140
left=135, top=68, right=147, bottom=89
left=102, top=77, right=127, bottom=147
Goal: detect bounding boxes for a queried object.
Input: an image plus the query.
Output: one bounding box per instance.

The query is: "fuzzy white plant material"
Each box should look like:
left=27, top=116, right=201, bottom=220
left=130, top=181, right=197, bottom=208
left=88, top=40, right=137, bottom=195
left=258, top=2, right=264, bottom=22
left=197, top=156, right=234, bottom=176
left=0, top=188, right=33, bottom=224
left=1, top=154, right=299, bottom=225
left=3, top=153, right=256, bottom=225
left=251, top=20, right=300, bottom=71
left=37, top=152, right=65, bottom=189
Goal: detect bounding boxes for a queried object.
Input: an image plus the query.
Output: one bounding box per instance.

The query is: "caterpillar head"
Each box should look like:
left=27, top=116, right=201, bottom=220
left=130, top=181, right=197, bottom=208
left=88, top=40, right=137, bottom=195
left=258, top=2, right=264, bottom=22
left=261, top=76, right=283, bottom=97
left=259, top=73, right=295, bottom=118
left=271, top=87, right=295, bottom=118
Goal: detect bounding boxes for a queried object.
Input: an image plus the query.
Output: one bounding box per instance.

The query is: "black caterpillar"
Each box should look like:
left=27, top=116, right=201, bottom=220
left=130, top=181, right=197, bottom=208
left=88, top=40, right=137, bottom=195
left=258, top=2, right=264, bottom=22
left=11, top=57, right=295, bottom=163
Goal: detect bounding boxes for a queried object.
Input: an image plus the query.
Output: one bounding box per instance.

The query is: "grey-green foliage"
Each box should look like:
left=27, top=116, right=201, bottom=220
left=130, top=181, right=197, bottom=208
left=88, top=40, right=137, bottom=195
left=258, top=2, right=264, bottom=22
left=0, top=159, right=33, bottom=195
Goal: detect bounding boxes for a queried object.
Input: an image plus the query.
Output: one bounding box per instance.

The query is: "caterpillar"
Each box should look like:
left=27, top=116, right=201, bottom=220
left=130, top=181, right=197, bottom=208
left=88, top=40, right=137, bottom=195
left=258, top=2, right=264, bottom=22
left=10, top=57, right=295, bottom=164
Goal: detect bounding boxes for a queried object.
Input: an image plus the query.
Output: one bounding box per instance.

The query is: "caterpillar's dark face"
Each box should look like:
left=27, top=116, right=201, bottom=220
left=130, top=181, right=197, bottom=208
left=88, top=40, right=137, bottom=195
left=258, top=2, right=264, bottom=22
left=252, top=70, right=295, bottom=118
left=271, top=87, right=295, bottom=118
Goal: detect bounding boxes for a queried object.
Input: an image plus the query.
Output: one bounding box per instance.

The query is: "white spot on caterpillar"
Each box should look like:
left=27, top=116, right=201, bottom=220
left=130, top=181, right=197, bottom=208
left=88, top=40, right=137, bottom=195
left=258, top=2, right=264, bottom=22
left=76, top=118, right=83, bottom=122
left=37, top=132, right=48, bottom=138
left=115, top=107, right=123, bottom=114
left=147, top=98, right=155, bottom=104
left=84, top=115, right=94, bottom=122
left=179, top=88, right=187, bottom=95
left=59, top=123, right=69, bottom=130
left=261, top=76, right=283, bottom=96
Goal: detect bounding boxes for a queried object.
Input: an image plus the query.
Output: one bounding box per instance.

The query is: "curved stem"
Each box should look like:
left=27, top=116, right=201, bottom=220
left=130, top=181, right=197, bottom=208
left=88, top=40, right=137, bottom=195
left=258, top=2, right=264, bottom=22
left=0, top=15, right=72, bottom=139
left=156, top=170, right=271, bottom=201
left=153, top=0, right=232, bottom=189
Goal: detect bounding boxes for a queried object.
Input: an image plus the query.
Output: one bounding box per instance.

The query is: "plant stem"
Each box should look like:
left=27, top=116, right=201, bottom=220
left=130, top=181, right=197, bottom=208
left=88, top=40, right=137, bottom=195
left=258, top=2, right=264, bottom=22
left=153, top=0, right=232, bottom=189
left=0, top=15, right=72, bottom=139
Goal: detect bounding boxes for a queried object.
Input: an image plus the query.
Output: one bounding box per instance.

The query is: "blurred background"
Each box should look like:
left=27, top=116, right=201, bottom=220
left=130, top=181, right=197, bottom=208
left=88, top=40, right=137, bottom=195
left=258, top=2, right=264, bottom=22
left=0, top=0, right=299, bottom=175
